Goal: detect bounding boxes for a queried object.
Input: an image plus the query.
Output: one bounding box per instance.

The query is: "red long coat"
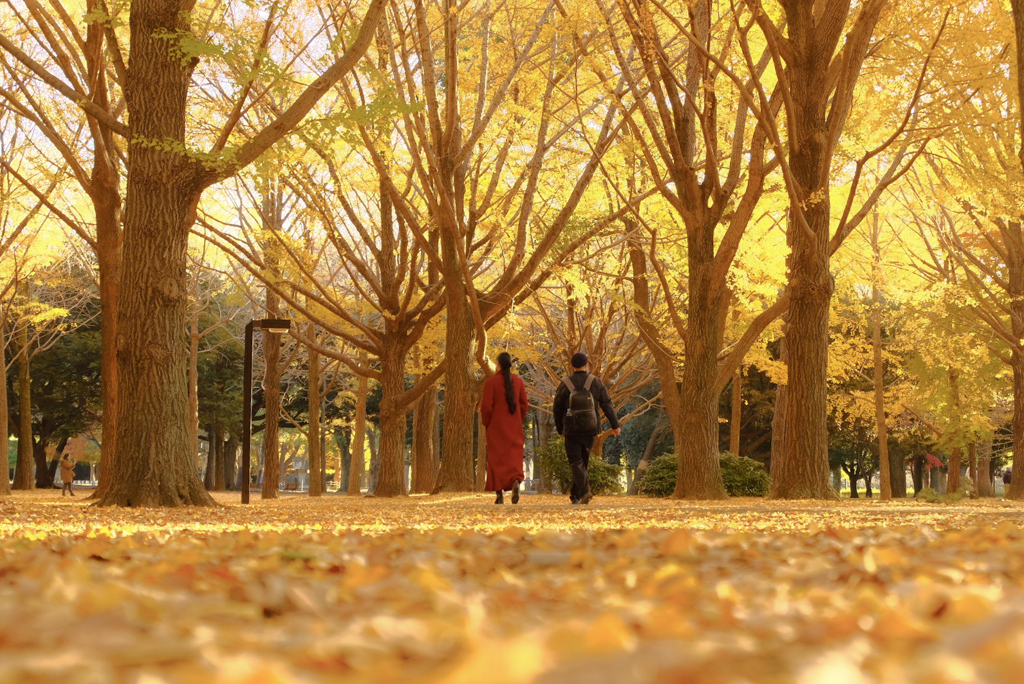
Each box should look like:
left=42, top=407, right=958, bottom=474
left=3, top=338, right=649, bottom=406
left=481, top=371, right=528, bottom=491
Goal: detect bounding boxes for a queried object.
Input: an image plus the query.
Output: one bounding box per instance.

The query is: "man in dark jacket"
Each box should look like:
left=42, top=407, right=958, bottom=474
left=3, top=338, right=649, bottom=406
left=553, top=352, right=620, bottom=504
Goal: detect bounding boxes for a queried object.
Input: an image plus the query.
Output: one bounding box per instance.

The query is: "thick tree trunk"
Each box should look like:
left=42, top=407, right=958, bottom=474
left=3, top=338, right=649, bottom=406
left=32, top=439, right=51, bottom=489
left=673, top=296, right=727, bottom=499
left=188, top=315, right=200, bottom=468
left=347, top=354, right=368, bottom=495
left=0, top=318, right=9, bottom=496
left=367, top=426, right=380, bottom=493
left=729, top=368, right=742, bottom=456
left=261, top=289, right=283, bottom=500
left=871, top=224, right=892, bottom=499
left=1007, top=222, right=1024, bottom=499
left=769, top=0, right=883, bottom=499
left=434, top=262, right=477, bottom=492
left=213, top=422, right=225, bottom=491
left=475, top=412, right=487, bottom=491
left=97, top=0, right=213, bottom=506
left=223, top=435, right=237, bottom=491
left=203, top=429, right=216, bottom=490
left=947, top=446, right=962, bottom=495
left=13, top=318, right=33, bottom=490
left=911, top=456, right=924, bottom=495
left=411, top=383, right=437, bottom=493
left=977, top=441, right=994, bottom=497
left=374, top=344, right=408, bottom=497
left=91, top=167, right=121, bottom=501
left=307, top=326, right=322, bottom=497
left=890, top=450, right=907, bottom=498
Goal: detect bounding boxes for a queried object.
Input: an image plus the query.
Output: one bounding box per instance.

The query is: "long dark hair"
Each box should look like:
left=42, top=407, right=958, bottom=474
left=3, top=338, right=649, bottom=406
left=498, top=352, right=516, bottom=414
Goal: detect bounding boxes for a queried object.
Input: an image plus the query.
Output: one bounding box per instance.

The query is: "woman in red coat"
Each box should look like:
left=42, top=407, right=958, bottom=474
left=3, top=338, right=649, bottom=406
left=481, top=352, right=529, bottom=504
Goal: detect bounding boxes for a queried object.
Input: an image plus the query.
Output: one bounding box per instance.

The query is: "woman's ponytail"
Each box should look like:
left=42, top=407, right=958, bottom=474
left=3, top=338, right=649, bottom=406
left=498, top=352, right=516, bottom=414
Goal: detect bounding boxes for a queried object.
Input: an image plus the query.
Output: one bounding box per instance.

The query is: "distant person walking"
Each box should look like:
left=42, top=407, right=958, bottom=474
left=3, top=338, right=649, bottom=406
left=59, top=453, right=76, bottom=497
left=481, top=352, right=529, bottom=504
left=554, top=352, right=620, bottom=505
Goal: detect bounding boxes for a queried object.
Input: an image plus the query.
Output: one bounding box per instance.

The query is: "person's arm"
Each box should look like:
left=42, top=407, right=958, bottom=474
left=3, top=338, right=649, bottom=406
left=481, top=378, right=494, bottom=427
left=596, top=379, right=621, bottom=431
left=518, top=377, right=529, bottom=426
left=553, top=384, right=568, bottom=435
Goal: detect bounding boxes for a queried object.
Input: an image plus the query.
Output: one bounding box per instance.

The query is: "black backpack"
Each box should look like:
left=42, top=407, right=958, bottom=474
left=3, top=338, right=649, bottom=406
left=562, top=375, right=599, bottom=433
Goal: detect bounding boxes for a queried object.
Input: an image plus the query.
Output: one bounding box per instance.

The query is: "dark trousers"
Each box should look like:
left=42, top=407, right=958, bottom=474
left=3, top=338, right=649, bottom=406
left=565, top=434, right=595, bottom=501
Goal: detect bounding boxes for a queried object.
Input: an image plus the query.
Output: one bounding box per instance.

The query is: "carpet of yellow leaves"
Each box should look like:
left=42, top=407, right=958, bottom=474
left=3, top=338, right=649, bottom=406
left=1, top=491, right=1023, bottom=684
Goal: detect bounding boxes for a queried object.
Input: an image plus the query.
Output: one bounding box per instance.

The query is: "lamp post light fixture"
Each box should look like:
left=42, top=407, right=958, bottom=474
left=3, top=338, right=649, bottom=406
left=241, top=318, right=292, bottom=504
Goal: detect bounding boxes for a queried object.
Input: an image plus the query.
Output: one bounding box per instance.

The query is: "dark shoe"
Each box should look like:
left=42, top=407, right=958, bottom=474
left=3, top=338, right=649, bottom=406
left=495, top=491, right=504, bottom=504
left=511, top=480, right=520, bottom=504
left=580, top=491, right=593, bottom=505
left=570, top=498, right=580, bottom=505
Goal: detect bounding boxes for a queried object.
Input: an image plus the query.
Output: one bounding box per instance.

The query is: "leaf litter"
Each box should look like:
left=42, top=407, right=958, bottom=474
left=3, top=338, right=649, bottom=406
left=0, top=491, right=1023, bottom=683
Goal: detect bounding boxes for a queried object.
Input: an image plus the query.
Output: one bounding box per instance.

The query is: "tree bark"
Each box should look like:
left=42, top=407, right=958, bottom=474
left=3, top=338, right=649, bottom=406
left=307, top=323, right=322, bottom=497
left=434, top=245, right=477, bottom=492
left=223, top=435, right=237, bottom=491
left=411, top=382, right=437, bottom=493
left=871, top=218, right=892, bottom=499
left=13, top=313, right=33, bottom=490
left=729, top=368, right=742, bottom=456
left=374, top=343, right=409, bottom=497
left=0, top=317, right=9, bottom=496
left=213, top=422, right=225, bottom=491
left=188, top=304, right=201, bottom=470
left=367, top=426, right=380, bottom=494
left=977, top=441, right=994, bottom=497
left=92, top=172, right=121, bottom=500
left=1009, top=0, right=1024, bottom=499
left=347, top=352, right=368, bottom=495
left=475, top=412, right=487, bottom=491
left=261, top=275, right=283, bottom=499
left=768, top=0, right=885, bottom=499
left=96, top=0, right=213, bottom=506
left=947, top=369, right=963, bottom=495
left=203, top=429, right=215, bottom=490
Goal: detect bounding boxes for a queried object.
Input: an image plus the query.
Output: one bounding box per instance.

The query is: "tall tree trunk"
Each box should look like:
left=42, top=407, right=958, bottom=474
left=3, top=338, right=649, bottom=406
left=85, top=16, right=122, bottom=502
left=307, top=324, right=322, bottom=497
left=1008, top=0, right=1024, bottom=500
left=188, top=307, right=200, bottom=469
left=1007, top=220, right=1024, bottom=500
left=32, top=439, right=51, bottom=489
left=947, top=446, right=962, bottom=495
left=261, top=284, right=283, bottom=499
left=0, top=317, right=9, bottom=496
left=977, top=441, right=994, bottom=497
left=890, top=450, right=907, bottom=498
left=729, top=367, right=742, bottom=456
left=13, top=315, right=33, bottom=490
left=871, top=218, right=892, bottom=500
left=434, top=258, right=477, bottom=492
left=911, top=456, right=924, bottom=495
left=98, top=0, right=213, bottom=506
left=475, top=412, right=487, bottom=491
left=203, top=428, right=216, bottom=490
left=347, top=352, right=368, bottom=495
left=92, top=180, right=121, bottom=500
left=411, top=381, right=437, bottom=493
left=768, top=1, right=884, bottom=499
left=537, top=410, right=553, bottom=494
left=374, top=343, right=409, bottom=497
left=367, top=426, right=380, bottom=493
left=213, top=422, right=225, bottom=491
left=223, top=435, right=237, bottom=492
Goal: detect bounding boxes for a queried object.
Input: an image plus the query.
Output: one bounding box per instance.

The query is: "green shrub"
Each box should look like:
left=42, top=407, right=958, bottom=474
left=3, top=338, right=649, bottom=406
left=720, top=452, right=770, bottom=496
left=536, top=436, right=623, bottom=495
left=636, top=451, right=770, bottom=497
left=635, top=453, right=678, bottom=497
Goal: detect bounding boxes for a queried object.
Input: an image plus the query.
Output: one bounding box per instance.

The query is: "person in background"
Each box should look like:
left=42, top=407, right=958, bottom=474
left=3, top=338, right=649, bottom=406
left=553, top=352, right=620, bottom=505
left=481, top=352, right=529, bottom=504
left=60, top=453, right=76, bottom=497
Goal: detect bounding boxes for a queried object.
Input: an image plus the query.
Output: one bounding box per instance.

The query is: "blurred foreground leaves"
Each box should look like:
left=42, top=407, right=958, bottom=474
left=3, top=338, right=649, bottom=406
left=1, top=492, right=1024, bottom=683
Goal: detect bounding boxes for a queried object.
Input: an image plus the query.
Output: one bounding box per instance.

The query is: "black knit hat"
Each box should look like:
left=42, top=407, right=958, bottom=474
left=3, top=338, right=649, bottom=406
left=571, top=352, right=588, bottom=368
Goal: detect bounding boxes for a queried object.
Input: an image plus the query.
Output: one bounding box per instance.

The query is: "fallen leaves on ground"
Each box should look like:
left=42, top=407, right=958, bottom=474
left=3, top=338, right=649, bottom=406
left=1, top=491, right=1023, bottom=683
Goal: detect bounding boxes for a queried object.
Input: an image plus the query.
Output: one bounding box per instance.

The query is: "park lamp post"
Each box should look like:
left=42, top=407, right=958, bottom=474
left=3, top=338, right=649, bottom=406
left=241, top=317, right=291, bottom=504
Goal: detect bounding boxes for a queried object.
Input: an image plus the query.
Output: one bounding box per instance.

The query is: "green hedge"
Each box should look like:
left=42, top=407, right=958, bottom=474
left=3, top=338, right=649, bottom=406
left=637, top=451, right=770, bottom=497
left=536, top=436, right=623, bottom=495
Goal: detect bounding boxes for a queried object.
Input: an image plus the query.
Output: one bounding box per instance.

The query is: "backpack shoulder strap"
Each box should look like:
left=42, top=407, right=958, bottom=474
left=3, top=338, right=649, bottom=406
left=561, top=376, right=577, bottom=393
left=583, top=374, right=596, bottom=391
